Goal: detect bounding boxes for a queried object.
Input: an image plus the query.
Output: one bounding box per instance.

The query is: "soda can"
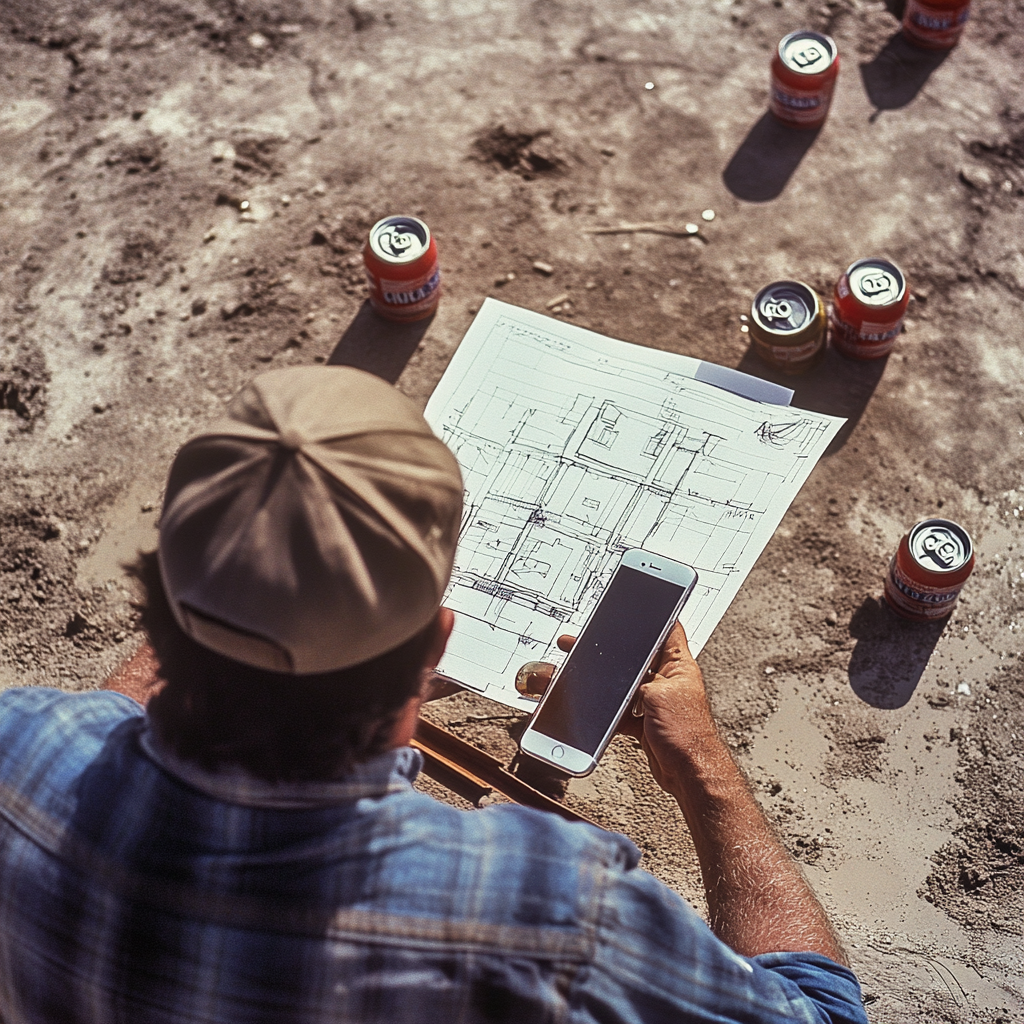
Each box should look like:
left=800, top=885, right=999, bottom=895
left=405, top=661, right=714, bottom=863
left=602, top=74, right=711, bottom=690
left=884, top=518, right=975, bottom=621
left=363, top=215, right=441, bottom=322
left=749, top=280, right=827, bottom=374
left=769, top=30, right=839, bottom=129
left=902, top=0, right=971, bottom=51
left=829, top=257, right=909, bottom=360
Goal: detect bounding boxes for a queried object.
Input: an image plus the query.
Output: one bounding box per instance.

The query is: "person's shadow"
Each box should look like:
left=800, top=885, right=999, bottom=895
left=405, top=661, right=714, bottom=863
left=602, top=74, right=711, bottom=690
left=722, top=113, right=822, bottom=202
left=735, top=344, right=889, bottom=454
left=847, top=596, right=945, bottom=708
left=326, top=301, right=434, bottom=383
left=860, top=30, right=950, bottom=115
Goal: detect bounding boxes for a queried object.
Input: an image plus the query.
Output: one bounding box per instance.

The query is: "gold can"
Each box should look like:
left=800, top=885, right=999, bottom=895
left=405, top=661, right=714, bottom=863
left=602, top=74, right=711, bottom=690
left=749, top=280, right=827, bottom=374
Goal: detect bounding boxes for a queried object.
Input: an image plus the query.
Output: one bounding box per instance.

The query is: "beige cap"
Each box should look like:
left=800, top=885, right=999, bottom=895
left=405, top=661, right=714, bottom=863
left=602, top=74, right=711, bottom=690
left=158, top=366, right=463, bottom=674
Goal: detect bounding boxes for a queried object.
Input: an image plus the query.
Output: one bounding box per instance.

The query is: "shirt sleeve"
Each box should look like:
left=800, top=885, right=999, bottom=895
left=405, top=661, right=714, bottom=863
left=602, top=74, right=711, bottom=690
left=581, top=862, right=869, bottom=1024
left=751, top=952, right=868, bottom=1024
left=0, top=688, right=144, bottom=805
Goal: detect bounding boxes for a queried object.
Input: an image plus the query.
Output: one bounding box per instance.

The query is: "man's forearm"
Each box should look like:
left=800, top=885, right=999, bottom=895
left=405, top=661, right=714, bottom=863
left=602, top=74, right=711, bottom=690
left=665, top=733, right=848, bottom=965
left=103, top=643, right=165, bottom=706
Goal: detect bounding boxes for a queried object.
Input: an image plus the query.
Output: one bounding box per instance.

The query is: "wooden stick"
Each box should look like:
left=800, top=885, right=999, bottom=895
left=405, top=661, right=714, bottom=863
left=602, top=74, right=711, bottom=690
left=583, top=222, right=700, bottom=237
left=414, top=718, right=602, bottom=828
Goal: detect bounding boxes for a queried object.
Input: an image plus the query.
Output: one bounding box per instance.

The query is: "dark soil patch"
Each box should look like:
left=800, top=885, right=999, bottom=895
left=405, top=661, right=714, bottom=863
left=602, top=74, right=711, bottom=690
left=474, top=126, right=567, bottom=178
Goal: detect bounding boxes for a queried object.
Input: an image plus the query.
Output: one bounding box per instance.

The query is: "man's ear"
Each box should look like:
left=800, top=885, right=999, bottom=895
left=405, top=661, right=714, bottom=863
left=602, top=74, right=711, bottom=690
left=424, top=606, right=455, bottom=670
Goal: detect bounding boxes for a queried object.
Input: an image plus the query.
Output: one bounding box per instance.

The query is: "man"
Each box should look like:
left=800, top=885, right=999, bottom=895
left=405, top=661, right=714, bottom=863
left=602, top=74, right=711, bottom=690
left=0, top=366, right=867, bottom=1023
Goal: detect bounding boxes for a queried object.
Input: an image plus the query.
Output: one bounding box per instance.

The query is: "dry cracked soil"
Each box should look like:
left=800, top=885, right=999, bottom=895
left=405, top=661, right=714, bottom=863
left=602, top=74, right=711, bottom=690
left=1, top=1, right=1022, bottom=1021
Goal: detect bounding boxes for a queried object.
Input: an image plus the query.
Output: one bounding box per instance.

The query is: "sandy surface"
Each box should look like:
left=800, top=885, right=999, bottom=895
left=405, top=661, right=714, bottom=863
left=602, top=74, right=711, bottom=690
left=1, top=0, right=1022, bottom=1020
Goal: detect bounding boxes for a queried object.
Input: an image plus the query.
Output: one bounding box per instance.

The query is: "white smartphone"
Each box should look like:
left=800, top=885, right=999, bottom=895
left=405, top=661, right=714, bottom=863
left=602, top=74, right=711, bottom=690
left=518, top=548, right=698, bottom=777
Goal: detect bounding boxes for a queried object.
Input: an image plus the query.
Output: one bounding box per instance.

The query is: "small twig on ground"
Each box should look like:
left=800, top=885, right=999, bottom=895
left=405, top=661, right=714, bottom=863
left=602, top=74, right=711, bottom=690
left=583, top=222, right=703, bottom=239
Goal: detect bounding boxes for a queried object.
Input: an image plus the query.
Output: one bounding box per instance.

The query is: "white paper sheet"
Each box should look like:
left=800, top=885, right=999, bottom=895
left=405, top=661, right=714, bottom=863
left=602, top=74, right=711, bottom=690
left=424, top=299, right=844, bottom=710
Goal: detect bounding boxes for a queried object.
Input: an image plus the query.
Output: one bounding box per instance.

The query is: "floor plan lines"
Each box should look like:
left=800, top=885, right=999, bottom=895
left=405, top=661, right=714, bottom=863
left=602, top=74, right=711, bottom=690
left=425, top=300, right=844, bottom=709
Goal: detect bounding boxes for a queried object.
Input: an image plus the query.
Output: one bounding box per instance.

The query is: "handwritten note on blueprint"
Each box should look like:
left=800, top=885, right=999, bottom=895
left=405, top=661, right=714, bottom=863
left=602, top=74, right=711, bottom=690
left=424, top=299, right=844, bottom=710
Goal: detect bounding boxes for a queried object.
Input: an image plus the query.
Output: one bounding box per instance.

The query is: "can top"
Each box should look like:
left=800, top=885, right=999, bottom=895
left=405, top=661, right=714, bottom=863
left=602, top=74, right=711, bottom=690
left=368, top=215, right=431, bottom=265
left=845, top=257, right=906, bottom=306
left=778, top=31, right=837, bottom=75
left=909, top=518, right=973, bottom=574
left=751, top=281, right=819, bottom=336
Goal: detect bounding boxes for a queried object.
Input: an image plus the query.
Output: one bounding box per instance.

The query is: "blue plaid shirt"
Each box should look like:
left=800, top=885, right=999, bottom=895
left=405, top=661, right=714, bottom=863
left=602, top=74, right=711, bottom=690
left=0, top=688, right=867, bottom=1023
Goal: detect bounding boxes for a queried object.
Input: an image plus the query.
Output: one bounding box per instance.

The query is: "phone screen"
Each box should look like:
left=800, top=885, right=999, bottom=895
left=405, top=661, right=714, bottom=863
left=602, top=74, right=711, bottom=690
left=532, top=566, right=687, bottom=755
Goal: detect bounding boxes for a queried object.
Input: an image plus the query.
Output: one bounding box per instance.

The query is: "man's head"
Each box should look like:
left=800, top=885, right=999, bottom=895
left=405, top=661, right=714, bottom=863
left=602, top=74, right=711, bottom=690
left=142, top=366, right=463, bottom=781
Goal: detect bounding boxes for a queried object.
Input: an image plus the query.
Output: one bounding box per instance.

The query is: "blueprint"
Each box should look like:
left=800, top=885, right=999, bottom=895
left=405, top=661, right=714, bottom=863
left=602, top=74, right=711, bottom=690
left=424, top=299, right=845, bottom=710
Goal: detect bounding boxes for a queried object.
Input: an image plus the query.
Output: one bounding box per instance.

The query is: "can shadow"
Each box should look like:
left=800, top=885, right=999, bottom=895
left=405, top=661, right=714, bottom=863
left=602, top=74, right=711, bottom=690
left=722, top=113, right=822, bottom=203
left=734, top=344, right=888, bottom=454
left=860, top=30, right=950, bottom=114
left=325, top=300, right=434, bottom=383
left=847, top=596, right=945, bottom=709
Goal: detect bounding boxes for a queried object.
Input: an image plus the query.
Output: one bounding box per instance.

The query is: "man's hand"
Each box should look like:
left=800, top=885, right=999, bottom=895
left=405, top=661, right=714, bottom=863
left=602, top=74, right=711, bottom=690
left=516, top=624, right=717, bottom=794
left=515, top=626, right=849, bottom=966
left=620, top=624, right=719, bottom=793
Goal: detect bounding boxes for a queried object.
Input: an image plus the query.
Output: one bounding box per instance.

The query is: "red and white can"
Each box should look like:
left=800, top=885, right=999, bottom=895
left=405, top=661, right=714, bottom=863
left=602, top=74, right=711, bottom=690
left=363, top=215, right=441, bottom=322
left=769, top=30, right=839, bottom=129
left=885, top=518, right=975, bottom=621
left=902, top=0, right=971, bottom=51
left=829, top=257, right=909, bottom=360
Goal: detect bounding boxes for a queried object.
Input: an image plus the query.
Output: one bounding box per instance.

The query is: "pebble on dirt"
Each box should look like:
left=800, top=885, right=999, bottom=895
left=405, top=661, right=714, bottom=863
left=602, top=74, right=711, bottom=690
left=210, top=142, right=236, bottom=164
left=959, top=164, right=994, bottom=189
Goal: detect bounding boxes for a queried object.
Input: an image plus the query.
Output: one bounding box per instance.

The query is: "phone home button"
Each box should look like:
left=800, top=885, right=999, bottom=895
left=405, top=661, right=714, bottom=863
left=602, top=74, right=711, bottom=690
left=551, top=745, right=565, bottom=759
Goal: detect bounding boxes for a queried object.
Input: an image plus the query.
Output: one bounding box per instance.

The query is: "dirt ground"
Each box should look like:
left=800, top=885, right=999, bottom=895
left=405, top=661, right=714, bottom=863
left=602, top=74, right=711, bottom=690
left=1, top=0, right=1022, bottom=1019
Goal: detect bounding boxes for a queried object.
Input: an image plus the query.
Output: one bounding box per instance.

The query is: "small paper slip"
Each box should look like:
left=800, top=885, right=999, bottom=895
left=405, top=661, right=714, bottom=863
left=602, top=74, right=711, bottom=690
left=424, top=299, right=844, bottom=710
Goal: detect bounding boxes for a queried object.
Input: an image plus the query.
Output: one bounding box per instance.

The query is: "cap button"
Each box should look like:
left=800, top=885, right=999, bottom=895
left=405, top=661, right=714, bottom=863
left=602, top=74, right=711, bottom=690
left=278, top=427, right=306, bottom=452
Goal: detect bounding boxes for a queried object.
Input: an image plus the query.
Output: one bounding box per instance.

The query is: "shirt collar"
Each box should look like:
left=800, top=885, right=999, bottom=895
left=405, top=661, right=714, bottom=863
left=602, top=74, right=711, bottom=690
left=138, top=724, right=423, bottom=809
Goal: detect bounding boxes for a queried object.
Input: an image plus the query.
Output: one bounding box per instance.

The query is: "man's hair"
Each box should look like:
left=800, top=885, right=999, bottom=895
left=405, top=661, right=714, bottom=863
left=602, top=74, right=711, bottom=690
left=132, top=552, right=435, bottom=783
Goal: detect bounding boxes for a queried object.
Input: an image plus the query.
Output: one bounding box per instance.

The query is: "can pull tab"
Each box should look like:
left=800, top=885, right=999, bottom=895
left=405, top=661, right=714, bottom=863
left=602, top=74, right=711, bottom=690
left=762, top=299, right=792, bottom=320
left=921, top=532, right=956, bottom=568
left=379, top=229, right=416, bottom=258
left=791, top=44, right=823, bottom=69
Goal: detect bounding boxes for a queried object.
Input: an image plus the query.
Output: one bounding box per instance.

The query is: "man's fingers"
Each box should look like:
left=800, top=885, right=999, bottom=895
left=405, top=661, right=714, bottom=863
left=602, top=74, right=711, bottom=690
left=651, top=622, right=694, bottom=675
left=515, top=661, right=554, bottom=699
left=514, top=636, right=574, bottom=697
left=662, top=621, right=691, bottom=655
left=616, top=709, right=644, bottom=741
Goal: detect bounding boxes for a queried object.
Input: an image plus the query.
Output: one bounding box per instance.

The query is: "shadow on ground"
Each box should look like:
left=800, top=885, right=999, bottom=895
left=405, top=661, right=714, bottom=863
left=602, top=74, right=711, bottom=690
left=847, top=596, right=945, bottom=709
left=507, top=715, right=571, bottom=799
left=327, top=301, right=432, bottom=382
left=722, top=113, right=821, bottom=202
left=861, top=31, right=950, bottom=115
left=510, top=752, right=570, bottom=799
left=735, top=345, right=888, bottom=453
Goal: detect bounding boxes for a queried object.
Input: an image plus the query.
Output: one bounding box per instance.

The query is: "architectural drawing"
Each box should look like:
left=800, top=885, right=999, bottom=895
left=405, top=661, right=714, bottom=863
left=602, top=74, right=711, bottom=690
left=424, top=300, right=844, bottom=710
